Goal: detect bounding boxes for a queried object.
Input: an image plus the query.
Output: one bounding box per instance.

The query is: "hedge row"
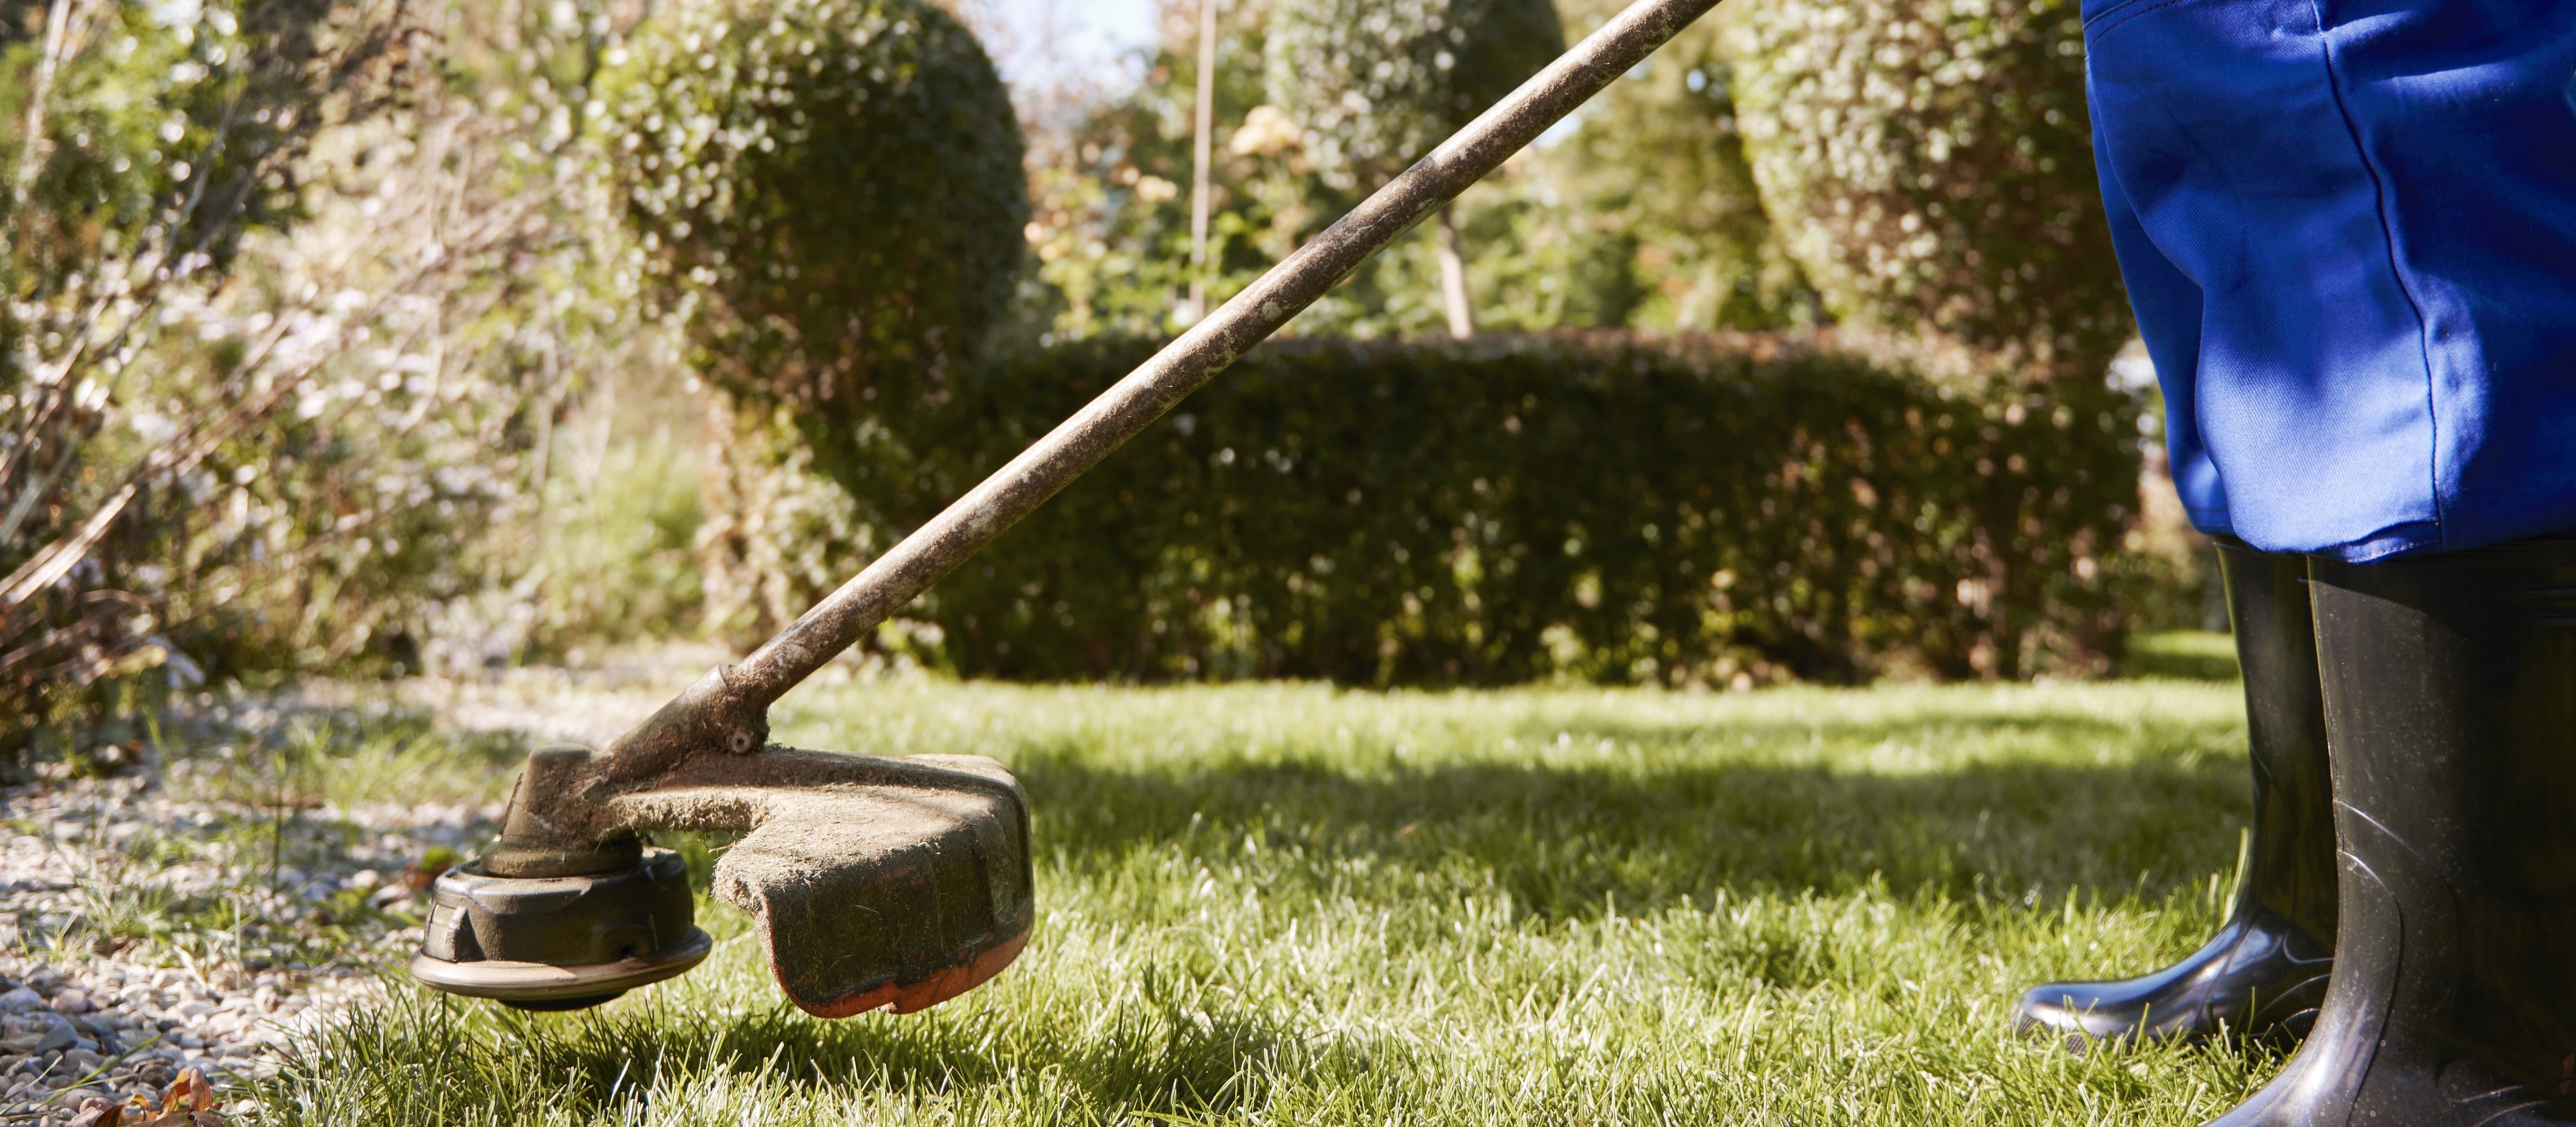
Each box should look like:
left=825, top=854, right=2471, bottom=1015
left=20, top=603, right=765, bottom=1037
left=836, top=333, right=2139, bottom=686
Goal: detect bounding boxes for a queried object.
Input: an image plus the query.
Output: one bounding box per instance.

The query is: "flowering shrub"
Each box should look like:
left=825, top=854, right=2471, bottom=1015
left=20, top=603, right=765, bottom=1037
left=1728, top=0, right=2129, bottom=375
left=596, top=0, right=1028, bottom=481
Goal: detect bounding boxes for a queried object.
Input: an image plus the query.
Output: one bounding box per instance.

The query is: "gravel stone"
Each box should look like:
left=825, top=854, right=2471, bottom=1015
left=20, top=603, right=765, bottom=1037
left=3, top=1017, right=73, bottom=1055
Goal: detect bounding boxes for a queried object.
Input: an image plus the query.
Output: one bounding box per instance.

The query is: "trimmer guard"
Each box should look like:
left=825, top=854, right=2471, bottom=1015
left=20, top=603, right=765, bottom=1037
left=614, top=750, right=1036, bottom=1016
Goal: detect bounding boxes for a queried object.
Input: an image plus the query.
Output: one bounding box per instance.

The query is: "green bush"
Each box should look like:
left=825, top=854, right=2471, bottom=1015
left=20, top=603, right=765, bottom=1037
left=3, top=0, right=613, bottom=757
left=596, top=0, right=1027, bottom=482
left=1728, top=0, right=2129, bottom=375
left=1263, top=0, right=1564, bottom=335
left=857, top=333, right=2136, bottom=685
left=1262, top=0, right=1564, bottom=193
left=1540, top=3, right=1815, bottom=333
left=691, top=385, right=887, bottom=647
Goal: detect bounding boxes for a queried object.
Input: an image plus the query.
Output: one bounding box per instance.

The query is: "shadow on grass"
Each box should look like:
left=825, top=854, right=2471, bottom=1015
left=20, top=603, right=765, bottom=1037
left=1011, top=751, right=2255, bottom=924
left=270, top=746, right=2261, bottom=1122
left=276, top=967, right=1306, bottom=1123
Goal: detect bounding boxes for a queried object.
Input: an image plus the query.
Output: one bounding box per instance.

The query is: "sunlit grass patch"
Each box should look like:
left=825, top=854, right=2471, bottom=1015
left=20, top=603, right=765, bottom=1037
left=165, top=709, right=528, bottom=813
left=258, top=678, right=2281, bottom=1124
left=2119, top=630, right=2240, bottom=682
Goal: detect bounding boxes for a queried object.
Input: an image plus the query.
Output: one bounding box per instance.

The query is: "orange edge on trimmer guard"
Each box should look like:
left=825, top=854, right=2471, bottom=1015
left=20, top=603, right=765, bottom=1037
left=779, top=914, right=1033, bottom=1019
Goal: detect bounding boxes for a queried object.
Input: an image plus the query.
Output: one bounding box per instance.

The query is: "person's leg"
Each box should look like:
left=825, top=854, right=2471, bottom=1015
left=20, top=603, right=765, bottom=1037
left=2017, top=539, right=2335, bottom=1045
left=2205, top=536, right=2576, bottom=1125
left=2010, top=0, right=2330, bottom=1052
left=2075, top=0, right=2576, bottom=1111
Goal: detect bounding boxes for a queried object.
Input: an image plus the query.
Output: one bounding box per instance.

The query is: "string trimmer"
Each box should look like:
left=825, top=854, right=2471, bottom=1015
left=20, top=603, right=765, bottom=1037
left=411, top=0, right=1727, bottom=1017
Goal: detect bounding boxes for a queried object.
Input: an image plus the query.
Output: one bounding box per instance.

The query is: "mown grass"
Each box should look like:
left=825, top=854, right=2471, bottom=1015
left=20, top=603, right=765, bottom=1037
left=261, top=640, right=2283, bottom=1124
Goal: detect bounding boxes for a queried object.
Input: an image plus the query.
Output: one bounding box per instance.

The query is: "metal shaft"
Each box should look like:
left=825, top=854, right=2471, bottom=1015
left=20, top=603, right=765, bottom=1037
left=725, top=0, right=1724, bottom=708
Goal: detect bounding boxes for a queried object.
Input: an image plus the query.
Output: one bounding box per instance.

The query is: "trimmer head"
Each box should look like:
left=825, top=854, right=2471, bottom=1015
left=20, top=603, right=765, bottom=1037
left=411, top=845, right=711, bottom=1011
left=412, top=722, right=1034, bottom=1018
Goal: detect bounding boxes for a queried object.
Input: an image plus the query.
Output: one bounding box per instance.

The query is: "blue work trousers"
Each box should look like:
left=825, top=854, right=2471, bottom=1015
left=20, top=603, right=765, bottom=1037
left=2084, top=0, right=2576, bottom=560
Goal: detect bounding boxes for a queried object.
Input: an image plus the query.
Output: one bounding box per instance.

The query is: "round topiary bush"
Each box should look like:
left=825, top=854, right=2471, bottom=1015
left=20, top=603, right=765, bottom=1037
left=1263, top=0, right=1564, bottom=337
left=1262, top=0, right=1565, bottom=193
left=1727, top=0, right=2128, bottom=376
left=597, top=0, right=1028, bottom=441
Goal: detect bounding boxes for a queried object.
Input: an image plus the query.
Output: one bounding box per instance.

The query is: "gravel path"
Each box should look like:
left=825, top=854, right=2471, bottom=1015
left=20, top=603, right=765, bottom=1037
left=0, top=647, right=792, bottom=1123
left=2, top=739, right=505, bottom=1122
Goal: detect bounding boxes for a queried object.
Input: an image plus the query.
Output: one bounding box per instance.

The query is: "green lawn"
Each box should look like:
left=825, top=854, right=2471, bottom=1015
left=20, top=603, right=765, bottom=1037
left=267, top=645, right=2285, bottom=1124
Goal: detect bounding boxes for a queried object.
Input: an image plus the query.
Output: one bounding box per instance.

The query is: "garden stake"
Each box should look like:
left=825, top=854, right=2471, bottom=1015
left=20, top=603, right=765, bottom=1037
left=412, top=0, right=1730, bottom=1016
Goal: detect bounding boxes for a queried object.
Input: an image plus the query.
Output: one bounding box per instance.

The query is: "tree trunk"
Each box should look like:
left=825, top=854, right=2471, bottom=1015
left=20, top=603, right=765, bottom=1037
left=1185, top=0, right=1218, bottom=325
left=1434, top=203, right=1475, bottom=340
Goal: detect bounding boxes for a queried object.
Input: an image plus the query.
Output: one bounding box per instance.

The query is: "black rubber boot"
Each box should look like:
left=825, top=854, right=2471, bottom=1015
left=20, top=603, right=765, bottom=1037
left=2019, top=539, right=2337, bottom=1046
left=2207, top=535, right=2576, bottom=1126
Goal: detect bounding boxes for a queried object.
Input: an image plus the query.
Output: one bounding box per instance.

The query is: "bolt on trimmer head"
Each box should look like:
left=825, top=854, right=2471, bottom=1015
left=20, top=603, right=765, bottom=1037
left=411, top=0, right=1723, bottom=1019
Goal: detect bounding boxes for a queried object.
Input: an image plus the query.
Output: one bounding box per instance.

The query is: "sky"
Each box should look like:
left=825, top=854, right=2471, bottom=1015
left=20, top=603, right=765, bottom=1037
left=964, top=0, right=1165, bottom=102
left=961, top=0, right=1587, bottom=149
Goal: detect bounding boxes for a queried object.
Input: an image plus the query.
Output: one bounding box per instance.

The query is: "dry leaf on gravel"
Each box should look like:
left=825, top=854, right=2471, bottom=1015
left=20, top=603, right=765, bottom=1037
left=108, top=1067, right=222, bottom=1126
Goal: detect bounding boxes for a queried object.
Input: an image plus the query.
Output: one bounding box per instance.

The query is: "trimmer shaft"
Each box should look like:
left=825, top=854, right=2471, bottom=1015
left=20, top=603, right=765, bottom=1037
left=405, top=0, right=1723, bottom=1020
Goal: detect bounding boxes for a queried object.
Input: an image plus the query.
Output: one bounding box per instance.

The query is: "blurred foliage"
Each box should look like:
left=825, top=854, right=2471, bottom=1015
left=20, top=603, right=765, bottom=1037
left=1728, top=0, right=2129, bottom=376
left=1, top=0, right=312, bottom=294
left=845, top=332, right=2138, bottom=685
left=512, top=362, right=711, bottom=661
left=591, top=0, right=1036, bottom=649
left=1022, top=0, right=1286, bottom=340
left=692, top=385, right=883, bottom=647
left=0, top=0, right=2186, bottom=751
left=1265, top=0, right=1560, bottom=334
left=704, top=0, right=2166, bottom=686
left=1, top=0, right=661, bottom=758
left=1261, top=0, right=1560, bottom=193
left=1541, top=2, right=1814, bottom=331
left=1027, top=0, right=1704, bottom=342
left=597, top=0, right=1028, bottom=487
left=1029, top=0, right=2131, bottom=364
left=1034, top=0, right=2138, bottom=348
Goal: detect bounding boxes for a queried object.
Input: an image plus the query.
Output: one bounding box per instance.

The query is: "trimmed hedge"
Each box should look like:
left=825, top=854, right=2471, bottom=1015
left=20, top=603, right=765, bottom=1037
left=848, top=333, right=2137, bottom=685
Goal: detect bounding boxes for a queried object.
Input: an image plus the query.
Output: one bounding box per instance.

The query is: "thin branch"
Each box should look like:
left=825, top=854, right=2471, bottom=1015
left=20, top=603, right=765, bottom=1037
left=0, top=482, right=132, bottom=605
left=5, top=0, right=94, bottom=231
left=0, top=445, right=72, bottom=546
